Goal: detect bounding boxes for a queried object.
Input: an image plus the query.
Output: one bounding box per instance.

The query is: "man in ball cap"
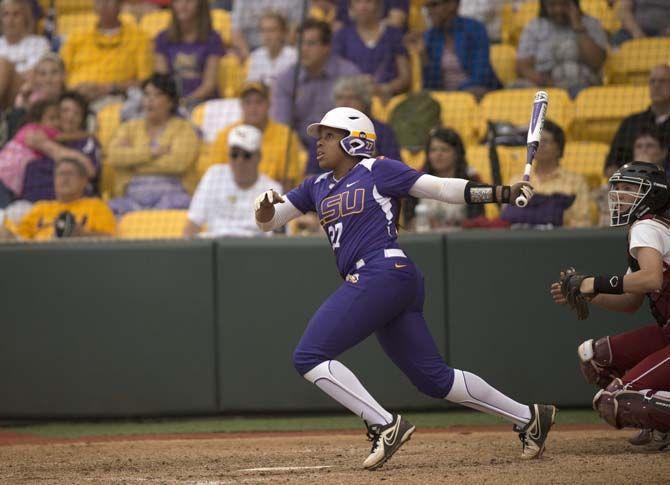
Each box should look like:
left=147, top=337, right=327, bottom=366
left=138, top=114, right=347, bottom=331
left=184, top=124, right=282, bottom=238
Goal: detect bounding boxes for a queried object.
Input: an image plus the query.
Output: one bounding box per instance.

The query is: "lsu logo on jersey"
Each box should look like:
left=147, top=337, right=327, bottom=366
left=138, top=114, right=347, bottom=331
left=320, top=188, right=365, bottom=226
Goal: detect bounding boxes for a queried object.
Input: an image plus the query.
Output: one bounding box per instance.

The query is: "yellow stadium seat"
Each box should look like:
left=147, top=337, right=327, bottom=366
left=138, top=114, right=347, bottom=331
left=606, top=38, right=670, bottom=85
left=561, top=141, right=609, bottom=189
left=580, top=0, right=621, bottom=33
left=57, top=12, right=136, bottom=36
left=118, top=210, right=189, bottom=239
left=139, top=8, right=231, bottom=44
left=501, top=0, right=538, bottom=46
left=400, top=148, right=425, bottom=171
left=496, top=146, right=527, bottom=185
left=40, top=0, right=94, bottom=16
left=95, top=102, right=123, bottom=198
left=219, top=53, right=248, bottom=98
left=430, top=91, right=479, bottom=146
left=466, top=145, right=494, bottom=184
left=407, top=0, right=426, bottom=32
left=490, top=44, right=517, bottom=86
left=479, top=88, right=572, bottom=140
left=371, top=94, right=406, bottom=123
left=569, top=85, right=650, bottom=143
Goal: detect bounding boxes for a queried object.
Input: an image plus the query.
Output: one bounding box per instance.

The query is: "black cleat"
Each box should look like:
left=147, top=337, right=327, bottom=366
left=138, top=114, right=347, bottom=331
left=363, top=414, right=415, bottom=470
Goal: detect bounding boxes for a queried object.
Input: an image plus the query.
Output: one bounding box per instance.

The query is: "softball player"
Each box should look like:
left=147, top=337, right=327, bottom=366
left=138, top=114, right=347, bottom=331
left=551, top=161, right=670, bottom=450
left=255, top=107, right=556, bottom=470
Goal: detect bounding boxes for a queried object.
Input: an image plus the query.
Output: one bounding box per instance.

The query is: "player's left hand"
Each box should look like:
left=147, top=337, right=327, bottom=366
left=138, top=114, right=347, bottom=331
left=558, top=268, right=591, bottom=320
left=511, top=182, right=534, bottom=207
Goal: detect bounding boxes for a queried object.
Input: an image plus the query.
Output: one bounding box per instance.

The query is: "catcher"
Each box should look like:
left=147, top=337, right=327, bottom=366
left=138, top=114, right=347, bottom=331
left=550, top=161, right=670, bottom=450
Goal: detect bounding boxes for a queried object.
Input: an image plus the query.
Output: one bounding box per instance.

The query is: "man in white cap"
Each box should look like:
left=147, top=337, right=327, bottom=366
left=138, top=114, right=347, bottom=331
left=183, top=125, right=282, bottom=238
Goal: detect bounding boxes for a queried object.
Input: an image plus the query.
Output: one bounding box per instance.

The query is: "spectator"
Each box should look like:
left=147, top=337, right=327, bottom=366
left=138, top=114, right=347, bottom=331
left=204, top=82, right=305, bottom=189
left=409, top=0, right=500, bottom=99
left=605, top=64, right=670, bottom=173
left=332, top=0, right=410, bottom=102
left=502, top=119, right=591, bottom=228
left=0, top=158, right=115, bottom=240
left=246, top=11, right=297, bottom=87
left=4, top=52, right=66, bottom=143
left=413, top=127, right=484, bottom=229
left=107, top=74, right=200, bottom=215
left=184, top=124, right=282, bottom=238
left=231, top=0, right=304, bottom=60
left=154, top=0, right=225, bottom=109
left=632, top=127, right=668, bottom=170
left=516, top=0, right=608, bottom=98
left=271, top=19, right=359, bottom=174
left=22, top=91, right=101, bottom=203
left=60, top=0, right=153, bottom=106
left=459, top=0, right=504, bottom=42
left=0, top=98, right=96, bottom=208
left=612, top=0, right=670, bottom=46
left=332, top=75, right=401, bottom=161
left=0, top=0, right=49, bottom=109
left=336, top=0, right=408, bottom=29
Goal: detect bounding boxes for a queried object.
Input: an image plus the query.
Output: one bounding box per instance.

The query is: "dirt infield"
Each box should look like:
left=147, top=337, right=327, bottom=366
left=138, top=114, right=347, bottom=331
left=1, top=426, right=668, bottom=484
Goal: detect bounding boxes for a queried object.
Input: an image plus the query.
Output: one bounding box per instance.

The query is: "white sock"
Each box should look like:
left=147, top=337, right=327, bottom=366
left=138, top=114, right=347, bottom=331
left=303, top=360, right=393, bottom=425
left=446, top=369, right=531, bottom=427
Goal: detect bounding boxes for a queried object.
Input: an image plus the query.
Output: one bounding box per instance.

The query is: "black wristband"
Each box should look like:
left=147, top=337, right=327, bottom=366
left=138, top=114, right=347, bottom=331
left=593, top=275, right=624, bottom=295
left=464, top=181, right=494, bottom=204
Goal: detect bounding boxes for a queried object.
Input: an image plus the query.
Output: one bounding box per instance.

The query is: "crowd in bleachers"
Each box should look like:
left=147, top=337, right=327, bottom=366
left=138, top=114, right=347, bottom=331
left=0, top=0, right=668, bottom=241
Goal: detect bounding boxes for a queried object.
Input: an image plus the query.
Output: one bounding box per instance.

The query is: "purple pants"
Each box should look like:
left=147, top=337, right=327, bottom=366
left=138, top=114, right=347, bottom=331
left=293, top=254, right=455, bottom=399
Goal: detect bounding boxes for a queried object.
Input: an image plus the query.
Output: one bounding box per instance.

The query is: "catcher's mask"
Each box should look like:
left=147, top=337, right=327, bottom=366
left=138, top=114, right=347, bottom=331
left=608, top=161, right=670, bottom=227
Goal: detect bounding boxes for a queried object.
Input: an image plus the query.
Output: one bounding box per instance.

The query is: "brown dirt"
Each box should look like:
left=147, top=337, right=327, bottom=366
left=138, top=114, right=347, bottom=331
left=0, top=426, right=668, bottom=484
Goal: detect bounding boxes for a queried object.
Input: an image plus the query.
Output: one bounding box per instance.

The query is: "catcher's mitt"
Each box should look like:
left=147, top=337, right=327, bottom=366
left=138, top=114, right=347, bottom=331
left=560, top=267, right=590, bottom=320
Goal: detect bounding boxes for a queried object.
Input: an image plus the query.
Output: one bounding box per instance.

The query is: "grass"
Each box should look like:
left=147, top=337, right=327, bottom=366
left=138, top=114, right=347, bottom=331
left=0, top=409, right=602, bottom=439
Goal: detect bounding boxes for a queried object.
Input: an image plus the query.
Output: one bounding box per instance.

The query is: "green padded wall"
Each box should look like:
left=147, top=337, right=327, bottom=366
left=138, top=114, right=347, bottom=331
left=445, top=229, right=650, bottom=407
left=0, top=241, right=218, bottom=417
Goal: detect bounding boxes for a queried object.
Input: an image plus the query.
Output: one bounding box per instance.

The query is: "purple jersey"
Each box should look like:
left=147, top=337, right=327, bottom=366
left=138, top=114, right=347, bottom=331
left=287, top=157, right=422, bottom=277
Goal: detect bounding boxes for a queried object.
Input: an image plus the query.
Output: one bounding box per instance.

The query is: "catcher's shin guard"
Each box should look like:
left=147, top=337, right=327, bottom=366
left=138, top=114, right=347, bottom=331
left=593, top=379, right=670, bottom=433
left=578, top=338, right=620, bottom=388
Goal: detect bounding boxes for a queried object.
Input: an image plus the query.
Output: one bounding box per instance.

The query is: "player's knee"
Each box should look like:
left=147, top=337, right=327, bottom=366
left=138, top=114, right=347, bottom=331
left=412, top=368, right=455, bottom=399
left=292, top=346, right=323, bottom=377
left=592, top=378, right=624, bottom=428
left=578, top=337, right=618, bottom=388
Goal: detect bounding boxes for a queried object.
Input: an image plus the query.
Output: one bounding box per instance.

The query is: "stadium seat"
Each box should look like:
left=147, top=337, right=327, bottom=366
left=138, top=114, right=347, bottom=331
left=430, top=91, right=480, bottom=146
left=466, top=144, right=494, bottom=184
left=501, top=0, right=538, bottom=46
left=561, top=141, right=609, bottom=189
left=139, top=8, right=231, bottom=44
left=39, top=0, right=93, bottom=16
left=569, top=85, right=650, bottom=143
left=407, top=0, right=426, bottom=32
left=57, top=12, right=136, bottom=37
left=496, top=146, right=527, bottom=185
left=218, top=53, right=248, bottom=98
left=490, top=44, right=517, bottom=86
left=118, top=210, right=189, bottom=239
left=371, top=94, right=406, bottom=123
left=95, top=102, right=123, bottom=198
left=606, top=38, right=670, bottom=85
left=580, top=0, right=621, bottom=33
left=400, top=148, right=425, bottom=171
left=478, top=88, right=572, bottom=141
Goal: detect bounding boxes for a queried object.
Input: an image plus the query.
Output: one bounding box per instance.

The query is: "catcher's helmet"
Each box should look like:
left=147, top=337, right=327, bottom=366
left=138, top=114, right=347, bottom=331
left=608, top=161, right=670, bottom=226
left=307, top=107, right=376, bottom=158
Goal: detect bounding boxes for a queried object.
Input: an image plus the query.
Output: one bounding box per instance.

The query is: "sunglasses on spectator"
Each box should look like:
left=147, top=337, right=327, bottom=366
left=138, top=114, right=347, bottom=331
left=230, top=149, right=254, bottom=160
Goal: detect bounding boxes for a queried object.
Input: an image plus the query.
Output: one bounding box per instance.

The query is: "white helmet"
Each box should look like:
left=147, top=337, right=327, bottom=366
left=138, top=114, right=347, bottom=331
left=307, top=107, right=376, bottom=158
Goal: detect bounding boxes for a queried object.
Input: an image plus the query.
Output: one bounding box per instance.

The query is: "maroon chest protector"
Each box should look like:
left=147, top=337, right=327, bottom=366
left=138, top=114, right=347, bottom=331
left=628, top=215, right=670, bottom=327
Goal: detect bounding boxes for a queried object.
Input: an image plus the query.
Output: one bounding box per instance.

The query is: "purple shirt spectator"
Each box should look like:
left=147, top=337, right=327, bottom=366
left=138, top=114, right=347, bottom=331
left=271, top=54, right=360, bottom=173
left=22, top=136, right=101, bottom=202
left=332, top=25, right=406, bottom=84
left=336, top=0, right=409, bottom=27
left=154, top=30, right=225, bottom=98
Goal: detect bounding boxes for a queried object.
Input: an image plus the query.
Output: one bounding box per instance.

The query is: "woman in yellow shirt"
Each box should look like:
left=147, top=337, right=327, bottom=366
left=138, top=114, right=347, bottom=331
left=107, top=74, right=200, bottom=215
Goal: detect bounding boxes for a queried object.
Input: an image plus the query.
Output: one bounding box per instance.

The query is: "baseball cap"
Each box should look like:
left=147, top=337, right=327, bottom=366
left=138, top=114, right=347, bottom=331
left=239, top=81, right=269, bottom=99
left=228, top=124, right=262, bottom=153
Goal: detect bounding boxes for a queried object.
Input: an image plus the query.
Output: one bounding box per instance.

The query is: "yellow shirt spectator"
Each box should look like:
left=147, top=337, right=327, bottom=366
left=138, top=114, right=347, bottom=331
left=16, top=198, right=116, bottom=240
left=204, top=119, right=305, bottom=188
left=107, top=116, right=201, bottom=196
left=61, top=23, right=153, bottom=87
left=512, top=166, right=592, bottom=228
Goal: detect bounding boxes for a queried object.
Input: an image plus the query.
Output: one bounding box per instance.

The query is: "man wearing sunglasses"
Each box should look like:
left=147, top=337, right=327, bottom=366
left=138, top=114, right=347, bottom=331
left=184, top=124, right=282, bottom=238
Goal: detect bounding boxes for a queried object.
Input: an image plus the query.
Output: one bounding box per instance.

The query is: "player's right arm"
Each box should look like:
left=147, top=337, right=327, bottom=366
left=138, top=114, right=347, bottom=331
left=254, top=190, right=302, bottom=232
